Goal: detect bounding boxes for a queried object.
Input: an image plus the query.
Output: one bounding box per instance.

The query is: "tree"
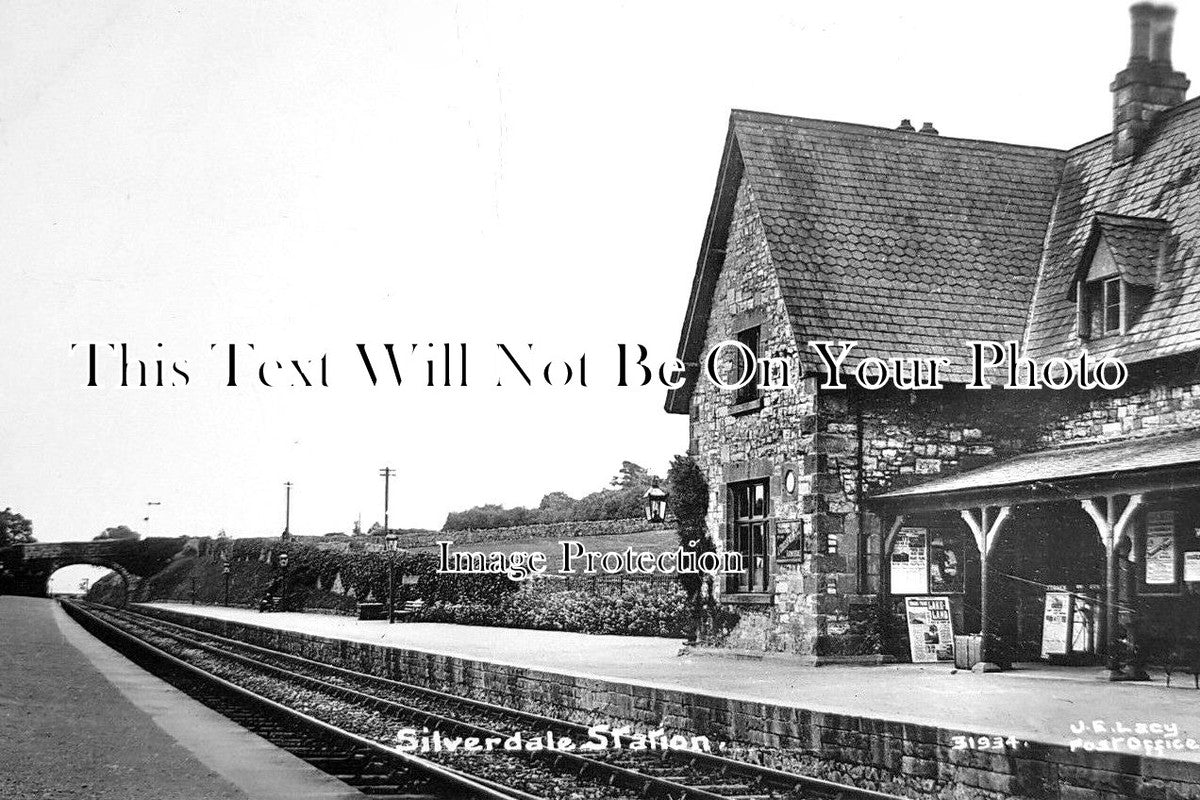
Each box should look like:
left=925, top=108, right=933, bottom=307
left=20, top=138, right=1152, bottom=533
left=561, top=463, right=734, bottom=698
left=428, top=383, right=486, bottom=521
left=667, top=454, right=713, bottom=604
left=666, top=455, right=709, bottom=535
left=94, top=525, right=140, bottom=541
left=0, top=508, right=35, bottom=547
left=610, top=461, right=651, bottom=489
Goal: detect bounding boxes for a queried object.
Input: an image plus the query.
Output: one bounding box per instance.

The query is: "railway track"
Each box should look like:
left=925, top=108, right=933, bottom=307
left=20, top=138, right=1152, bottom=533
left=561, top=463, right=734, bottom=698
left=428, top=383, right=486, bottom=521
left=66, top=601, right=908, bottom=800
left=65, top=601, right=541, bottom=800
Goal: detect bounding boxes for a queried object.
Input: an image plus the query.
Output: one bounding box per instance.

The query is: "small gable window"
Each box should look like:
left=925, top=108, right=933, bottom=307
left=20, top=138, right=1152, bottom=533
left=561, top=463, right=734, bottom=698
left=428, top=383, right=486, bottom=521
left=734, top=325, right=761, bottom=406
left=1071, top=214, right=1167, bottom=341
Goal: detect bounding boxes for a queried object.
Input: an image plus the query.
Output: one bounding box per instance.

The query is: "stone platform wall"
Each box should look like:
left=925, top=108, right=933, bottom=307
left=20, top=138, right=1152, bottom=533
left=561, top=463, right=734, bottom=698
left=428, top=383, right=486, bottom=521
left=130, top=604, right=1200, bottom=800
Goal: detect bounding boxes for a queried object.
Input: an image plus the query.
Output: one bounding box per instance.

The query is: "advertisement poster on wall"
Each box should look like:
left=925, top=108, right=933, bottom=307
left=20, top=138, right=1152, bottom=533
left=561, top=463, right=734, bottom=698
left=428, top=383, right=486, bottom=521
left=1146, top=531, right=1177, bottom=585
left=905, top=596, right=954, bottom=663
left=890, top=528, right=929, bottom=595
left=1185, top=551, right=1200, bottom=583
left=928, top=533, right=963, bottom=594
left=1040, top=592, right=1072, bottom=657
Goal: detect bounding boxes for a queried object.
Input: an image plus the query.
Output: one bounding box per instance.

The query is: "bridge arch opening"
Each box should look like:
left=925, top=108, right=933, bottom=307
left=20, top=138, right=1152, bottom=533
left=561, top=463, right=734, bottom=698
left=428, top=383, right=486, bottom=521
left=44, top=562, right=132, bottom=605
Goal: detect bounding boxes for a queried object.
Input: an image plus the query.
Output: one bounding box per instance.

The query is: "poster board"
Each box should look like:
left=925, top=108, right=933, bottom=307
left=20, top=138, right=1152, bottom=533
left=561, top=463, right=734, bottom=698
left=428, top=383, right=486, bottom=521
left=890, top=527, right=929, bottom=595
left=1185, top=551, right=1200, bottom=583
left=1146, top=510, right=1176, bottom=585
left=1040, top=592, right=1072, bottom=656
left=928, top=534, right=964, bottom=594
left=905, top=596, right=954, bottom=663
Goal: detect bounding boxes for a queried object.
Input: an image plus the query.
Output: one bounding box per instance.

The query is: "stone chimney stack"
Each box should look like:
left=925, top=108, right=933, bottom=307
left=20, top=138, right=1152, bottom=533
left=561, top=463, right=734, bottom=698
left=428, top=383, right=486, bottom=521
left=1111, top=3, right=1189, bottom=163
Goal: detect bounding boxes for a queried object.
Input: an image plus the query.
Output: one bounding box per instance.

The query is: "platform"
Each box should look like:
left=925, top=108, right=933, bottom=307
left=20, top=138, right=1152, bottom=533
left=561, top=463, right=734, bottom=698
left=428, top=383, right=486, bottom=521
left=145, top=602, right=1200, bottom=765
left=0, top=596, right=361, bottom=800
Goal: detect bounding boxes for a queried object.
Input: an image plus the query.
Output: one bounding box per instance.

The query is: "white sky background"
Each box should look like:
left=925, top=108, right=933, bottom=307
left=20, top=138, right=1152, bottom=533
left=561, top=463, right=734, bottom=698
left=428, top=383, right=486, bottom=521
left=1, top=0, right=1190, bottom=541
left=45, top=564, right=113, bottom=595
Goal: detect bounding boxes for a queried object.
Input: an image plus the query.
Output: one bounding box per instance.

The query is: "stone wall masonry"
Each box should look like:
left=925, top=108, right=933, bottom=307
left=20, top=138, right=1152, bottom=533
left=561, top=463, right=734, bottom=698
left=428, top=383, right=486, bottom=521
left=1034, top=354, right=1200, bottom=448
left=688, top=175, right=821, bottom=655
left=131, top=604, right=1200, bottom=800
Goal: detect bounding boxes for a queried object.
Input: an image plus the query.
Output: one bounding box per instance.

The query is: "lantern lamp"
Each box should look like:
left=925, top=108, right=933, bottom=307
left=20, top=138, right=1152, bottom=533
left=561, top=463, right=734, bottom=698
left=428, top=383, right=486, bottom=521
left=644, top=479, right=669, bottom=523
left=385, top=532, right=401, bottom=552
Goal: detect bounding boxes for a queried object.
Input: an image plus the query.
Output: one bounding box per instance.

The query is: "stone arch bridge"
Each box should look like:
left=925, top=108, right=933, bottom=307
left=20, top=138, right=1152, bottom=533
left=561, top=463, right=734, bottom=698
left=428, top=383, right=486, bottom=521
left=0, top=540, right=159, bottom=598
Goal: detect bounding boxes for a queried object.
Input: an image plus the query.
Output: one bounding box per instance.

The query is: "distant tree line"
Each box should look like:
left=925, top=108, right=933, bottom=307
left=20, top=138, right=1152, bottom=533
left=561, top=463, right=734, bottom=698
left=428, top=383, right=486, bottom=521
left=94, top=525, right=141, bottom=541
left=442, top=461, right=660, bottom=531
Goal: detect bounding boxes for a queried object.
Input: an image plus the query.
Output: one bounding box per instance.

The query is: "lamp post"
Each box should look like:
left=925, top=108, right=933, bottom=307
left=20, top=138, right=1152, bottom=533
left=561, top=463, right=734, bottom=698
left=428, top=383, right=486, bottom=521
left=272, top=550, right=289, bottom=611
left=223, top=562, right=231, bottom=607
left=380, top=466, right=397, bottom=622
left=386, top=532, right=400, bottom=624
left=282, top=482, right=293, bottom=540
left=643, top=479, right=669, bottom=523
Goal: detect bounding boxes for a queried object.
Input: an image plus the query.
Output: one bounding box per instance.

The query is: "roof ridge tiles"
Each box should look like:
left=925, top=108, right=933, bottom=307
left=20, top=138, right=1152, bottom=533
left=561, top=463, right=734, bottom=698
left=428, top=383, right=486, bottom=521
left=729, top=108, right=1068, bottom=157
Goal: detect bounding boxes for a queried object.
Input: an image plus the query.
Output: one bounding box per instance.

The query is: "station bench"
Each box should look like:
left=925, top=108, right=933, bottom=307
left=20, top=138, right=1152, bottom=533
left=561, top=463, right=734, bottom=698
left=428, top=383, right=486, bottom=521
left=355, top=600, right=426, bottom=621
left=258, top=596, right=284, bottom=613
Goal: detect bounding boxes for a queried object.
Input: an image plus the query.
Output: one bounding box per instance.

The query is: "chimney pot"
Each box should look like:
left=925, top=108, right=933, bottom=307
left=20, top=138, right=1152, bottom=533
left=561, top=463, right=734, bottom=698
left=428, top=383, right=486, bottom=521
left=896, top=119, right=915, bottom=132
left=1112, top=3, right=1188, bottom=162
left=919, top=122, right=939, bottom=135
left=1148, top=4, right=1177, bottom=65
left=1130, top=2, right=1155, bottom=62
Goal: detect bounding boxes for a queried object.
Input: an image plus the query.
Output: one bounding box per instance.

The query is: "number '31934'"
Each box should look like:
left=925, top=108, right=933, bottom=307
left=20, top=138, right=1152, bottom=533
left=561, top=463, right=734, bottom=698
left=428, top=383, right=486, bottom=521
left=950, top=735, right=1024, bottom=750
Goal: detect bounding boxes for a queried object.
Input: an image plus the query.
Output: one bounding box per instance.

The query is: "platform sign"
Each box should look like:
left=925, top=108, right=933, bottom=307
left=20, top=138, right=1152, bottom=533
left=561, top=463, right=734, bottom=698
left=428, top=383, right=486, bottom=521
left=904, top=596, right=954, bottom=663
left=890, top=528, right=929, bottom=595
left=1041, top=592, right=1072, bottom=657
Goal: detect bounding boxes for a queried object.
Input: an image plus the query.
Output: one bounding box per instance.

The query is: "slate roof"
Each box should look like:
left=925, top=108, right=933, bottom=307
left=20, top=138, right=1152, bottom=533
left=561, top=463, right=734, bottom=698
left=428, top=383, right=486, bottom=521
left=734, top=113, right=1065, bottom=377
left=874, top=428, right=1200, bottom=506
left=1025, top=98, right=1200, bottom=363
left=667, top=97, right=1200, bottom=413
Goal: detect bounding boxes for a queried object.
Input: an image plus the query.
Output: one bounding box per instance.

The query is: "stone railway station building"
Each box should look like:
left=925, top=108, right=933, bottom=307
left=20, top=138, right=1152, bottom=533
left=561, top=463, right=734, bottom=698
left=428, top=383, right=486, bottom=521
left=666, top=3, right=1200, bottom=674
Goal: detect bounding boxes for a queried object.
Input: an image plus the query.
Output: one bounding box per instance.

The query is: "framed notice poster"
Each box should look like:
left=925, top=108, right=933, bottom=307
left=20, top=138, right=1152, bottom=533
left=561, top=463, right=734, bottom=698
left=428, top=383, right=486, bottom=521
left=890, top=528, right=929, bottom=595
left=1185, top=552, right=1200, bottom=583
left=905, top=597, right=954, bottom=663
left=1040, top=592, right=1071, bottom=657
left=1146, top=510, right=1177, bottom=586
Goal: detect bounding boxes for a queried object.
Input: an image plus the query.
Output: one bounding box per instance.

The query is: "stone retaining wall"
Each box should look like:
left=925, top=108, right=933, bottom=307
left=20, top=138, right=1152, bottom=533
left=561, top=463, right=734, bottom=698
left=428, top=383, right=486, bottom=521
left=132, top=604, right=1200, bottom=800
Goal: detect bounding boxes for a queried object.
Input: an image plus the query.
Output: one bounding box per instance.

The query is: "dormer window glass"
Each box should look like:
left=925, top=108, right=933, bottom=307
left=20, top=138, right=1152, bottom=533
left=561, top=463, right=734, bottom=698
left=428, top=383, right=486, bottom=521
left=1102, top=277, right=1122, bottom=335
left=1081, top=276, right=1125, bottom=339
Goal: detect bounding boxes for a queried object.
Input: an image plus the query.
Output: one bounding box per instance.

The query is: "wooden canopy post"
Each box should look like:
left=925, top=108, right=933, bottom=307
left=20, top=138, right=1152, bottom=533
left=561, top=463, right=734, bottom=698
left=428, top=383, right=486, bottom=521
left=1080, top=494, right=1144, bottom=680
left=961, top=505, right=1011, bottom=672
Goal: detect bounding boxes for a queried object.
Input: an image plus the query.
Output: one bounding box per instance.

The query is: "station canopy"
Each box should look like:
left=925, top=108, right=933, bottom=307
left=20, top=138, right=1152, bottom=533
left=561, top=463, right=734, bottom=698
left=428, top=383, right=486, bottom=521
left=872, top=429, right=1200, bottom=512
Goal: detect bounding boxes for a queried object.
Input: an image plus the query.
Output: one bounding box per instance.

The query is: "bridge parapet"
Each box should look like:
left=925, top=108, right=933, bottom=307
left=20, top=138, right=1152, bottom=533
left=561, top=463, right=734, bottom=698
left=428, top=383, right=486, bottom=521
left=11, top=541, right=122, bottom=563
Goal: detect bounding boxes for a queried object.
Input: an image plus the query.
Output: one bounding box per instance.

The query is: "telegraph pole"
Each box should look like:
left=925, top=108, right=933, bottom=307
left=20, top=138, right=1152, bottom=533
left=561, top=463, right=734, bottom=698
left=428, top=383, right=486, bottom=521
left=380, top=467, right=397, bottom=623
left=144, top=501, right=161, bottom=537
left=283, top=482, right=293, bottom=540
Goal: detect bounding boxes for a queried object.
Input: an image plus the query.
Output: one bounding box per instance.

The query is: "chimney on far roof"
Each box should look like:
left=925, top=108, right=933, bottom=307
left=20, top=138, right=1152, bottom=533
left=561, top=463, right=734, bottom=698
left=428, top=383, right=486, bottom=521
left=896, top=119, right=916, bottom=132
left=1111, top=3, right=1189, bottom=163
left=918, top=122, right=939, bottom=135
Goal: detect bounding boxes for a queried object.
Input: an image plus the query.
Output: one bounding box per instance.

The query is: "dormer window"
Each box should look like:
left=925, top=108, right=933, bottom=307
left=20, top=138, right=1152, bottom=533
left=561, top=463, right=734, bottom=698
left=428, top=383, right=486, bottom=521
left=1070, top=214, right=1167, bottom=341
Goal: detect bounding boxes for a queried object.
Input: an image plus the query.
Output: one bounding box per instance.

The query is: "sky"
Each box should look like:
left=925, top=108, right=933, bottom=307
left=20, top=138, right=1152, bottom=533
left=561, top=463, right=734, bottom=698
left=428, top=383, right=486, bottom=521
left=1, top=0, right=1192, bottom=541
left=44, top=564, right=113, bottom=595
